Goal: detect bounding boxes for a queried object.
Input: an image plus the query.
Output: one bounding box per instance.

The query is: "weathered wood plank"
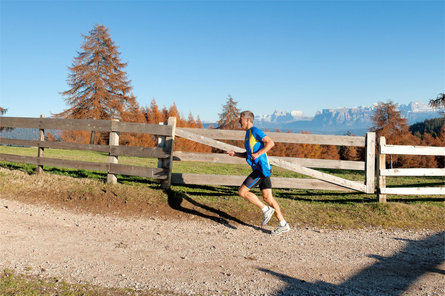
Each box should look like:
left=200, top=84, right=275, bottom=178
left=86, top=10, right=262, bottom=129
left=178, top=128, right=366, bottom=146
left=175, top=128, right=245, bottom=153
left=36, top=116, right=45, bottom=174
left=381, top=144, right=445, bottom=156
left=377, top=137, right=387, bottom=203
left=39, top=157, right=109, bottom=171
left=173, top=151, right=247, bottom=164
left=111, top=146, right=169, bottom=158
left=41, top=141, right=109, bottom=152
left=0, top=137, right=110, bottom=153
left=380, top=168, right=445, bottom=177
left=0, top=154, right=109, bottom=171
left=171, top=173, right=355, bottom=191
left=380, top=187, right=445, bottom=195
left=0, top=137, right=167, bottom=158
left=365, top=132, right=376, bottom=193
left=107, top=121, right=119, bottom=184
left=113, top=121, right=172, bottom=136
left=0, top=117, right=41, bottom=129
left=0, top=153, right=39, bottom=165
left=172, top=151, right=365, bottom=170
left=0, top=117, right=173, bottom=135
left=39, top=118, right=111, bottom=132
left=0, top=138, right=41, bottom=147
left=109, top=163, right=168, bottom=179
left=163, top=117, right=177, bottom=188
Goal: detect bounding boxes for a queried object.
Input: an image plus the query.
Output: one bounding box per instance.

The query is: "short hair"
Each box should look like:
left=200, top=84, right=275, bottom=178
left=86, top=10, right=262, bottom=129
left=240, top=110, right=255, bottom=122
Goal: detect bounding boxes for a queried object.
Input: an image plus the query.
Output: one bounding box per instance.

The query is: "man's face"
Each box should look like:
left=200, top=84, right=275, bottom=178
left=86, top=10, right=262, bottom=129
left=239, top=116, right=249, bottom=130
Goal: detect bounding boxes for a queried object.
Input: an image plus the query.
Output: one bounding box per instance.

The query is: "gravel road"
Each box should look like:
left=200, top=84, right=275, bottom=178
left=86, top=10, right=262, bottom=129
left=1, top=196, right=444, bottom=296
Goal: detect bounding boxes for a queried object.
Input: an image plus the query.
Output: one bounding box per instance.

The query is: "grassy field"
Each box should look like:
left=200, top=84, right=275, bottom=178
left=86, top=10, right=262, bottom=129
left=0, top=145, right=444, bottom=229
left=0, top=146, right=444, bottom=295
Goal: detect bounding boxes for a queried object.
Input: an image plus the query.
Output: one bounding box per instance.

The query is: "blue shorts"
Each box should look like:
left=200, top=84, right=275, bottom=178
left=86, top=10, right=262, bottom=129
left=242, top=170, right=272, bottom=190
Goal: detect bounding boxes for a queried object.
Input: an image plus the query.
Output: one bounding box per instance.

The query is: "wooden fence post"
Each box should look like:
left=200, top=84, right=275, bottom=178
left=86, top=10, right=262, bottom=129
left=158, top=117, right=176, bottom=189
left=377, top=136, right=387, bottom=203
left=107, top=119, right=119, bottom=184
left=365, top=132, right=376, bottom=194
left=36, top=114, right=45, bottom=174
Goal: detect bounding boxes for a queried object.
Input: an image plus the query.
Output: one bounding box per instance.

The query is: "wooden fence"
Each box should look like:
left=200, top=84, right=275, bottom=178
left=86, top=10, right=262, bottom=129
left=172, top=127, right=376, bottom=193
left=0, top=116, right=176, bottom=188
left=1, top=116, right=376, bottom=194
left=376, top=137, right=445, bottom=202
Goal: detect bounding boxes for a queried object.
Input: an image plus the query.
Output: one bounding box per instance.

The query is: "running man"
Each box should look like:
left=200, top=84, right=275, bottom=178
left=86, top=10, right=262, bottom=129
left=227, top=110, right=290, bottom=235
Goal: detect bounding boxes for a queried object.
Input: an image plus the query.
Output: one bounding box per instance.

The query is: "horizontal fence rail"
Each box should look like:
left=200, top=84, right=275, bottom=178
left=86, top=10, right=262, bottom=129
left=172, top=151, right=365, bottom=170
left=0, top=116, right=173, bottom=135
left=377, top=137, right=445, bottom=202
left=179, top=127, right=366, bottom=146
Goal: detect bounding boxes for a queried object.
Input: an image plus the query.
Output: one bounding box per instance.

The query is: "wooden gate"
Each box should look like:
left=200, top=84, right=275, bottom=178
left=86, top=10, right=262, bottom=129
left=173, top=128, right=376, bottom=193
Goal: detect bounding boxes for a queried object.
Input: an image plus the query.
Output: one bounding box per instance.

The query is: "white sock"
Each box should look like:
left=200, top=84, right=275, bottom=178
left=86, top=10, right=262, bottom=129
left=279, top=220, right=287, bottom=227
left=261, top=206, right=269, bottom=213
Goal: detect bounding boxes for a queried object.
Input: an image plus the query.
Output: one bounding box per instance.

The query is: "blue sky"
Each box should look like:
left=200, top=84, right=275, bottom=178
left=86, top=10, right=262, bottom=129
left=1, top=0, right=444, bottom=122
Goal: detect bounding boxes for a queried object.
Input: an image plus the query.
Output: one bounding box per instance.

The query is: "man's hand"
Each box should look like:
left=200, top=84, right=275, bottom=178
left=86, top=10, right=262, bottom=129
left=227, top=150, right=235, bottom=157
left=252, top=152, right=260, bottom=160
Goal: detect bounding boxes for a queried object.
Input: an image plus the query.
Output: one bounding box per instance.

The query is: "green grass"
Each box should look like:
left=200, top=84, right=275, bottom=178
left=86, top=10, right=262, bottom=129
left=0, top=269, right=181, bottom=296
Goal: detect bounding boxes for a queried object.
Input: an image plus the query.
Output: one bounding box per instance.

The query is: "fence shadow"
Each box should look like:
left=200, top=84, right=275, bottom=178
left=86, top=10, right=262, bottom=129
left=166, top=189, right=266, bottom=233
left=259, top=231, right=444, bottom=295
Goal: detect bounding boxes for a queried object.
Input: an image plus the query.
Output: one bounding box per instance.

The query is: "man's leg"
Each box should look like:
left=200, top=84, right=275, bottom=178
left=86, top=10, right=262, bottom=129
left=238, top=185, right=265, bottom=209
left=261, top=188, right=285, bottom=222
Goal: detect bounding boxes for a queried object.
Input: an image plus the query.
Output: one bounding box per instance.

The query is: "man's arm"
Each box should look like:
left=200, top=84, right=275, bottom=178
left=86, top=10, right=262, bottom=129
left=227, top=150, right=247, bottom=158
left=251, top=136, right=274, bottom=160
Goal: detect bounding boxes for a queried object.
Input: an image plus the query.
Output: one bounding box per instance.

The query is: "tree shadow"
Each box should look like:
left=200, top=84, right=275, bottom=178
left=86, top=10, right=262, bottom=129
left=259, top=231, right=445, bottom=295
left=275, top=190, right=445, bottom=203
left=165, top=189, right=267, bottom=233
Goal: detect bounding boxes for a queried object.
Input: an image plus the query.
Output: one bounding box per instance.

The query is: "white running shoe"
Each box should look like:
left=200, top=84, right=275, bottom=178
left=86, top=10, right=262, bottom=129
left=261, top=206, right=275, bottom=226
left=271, top=223, right=290, bottom=235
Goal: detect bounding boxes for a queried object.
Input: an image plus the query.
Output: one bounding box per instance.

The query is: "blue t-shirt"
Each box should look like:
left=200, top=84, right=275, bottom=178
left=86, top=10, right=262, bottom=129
left=244, top=126, right=272, bottom=177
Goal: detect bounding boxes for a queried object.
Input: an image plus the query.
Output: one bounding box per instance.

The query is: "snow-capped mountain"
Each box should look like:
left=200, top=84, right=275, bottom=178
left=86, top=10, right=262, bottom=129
left=254, top=101, right=443, bottom=135
left=256, top=110, right=310, bottom=123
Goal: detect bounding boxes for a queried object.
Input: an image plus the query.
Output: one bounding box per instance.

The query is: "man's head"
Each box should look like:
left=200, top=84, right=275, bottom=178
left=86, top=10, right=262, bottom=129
left=239, top=110, right=254, bottom=130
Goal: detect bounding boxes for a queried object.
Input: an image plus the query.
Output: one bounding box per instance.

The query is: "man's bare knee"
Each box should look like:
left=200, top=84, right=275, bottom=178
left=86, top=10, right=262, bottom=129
left=238, top=186, right=249, bottom=198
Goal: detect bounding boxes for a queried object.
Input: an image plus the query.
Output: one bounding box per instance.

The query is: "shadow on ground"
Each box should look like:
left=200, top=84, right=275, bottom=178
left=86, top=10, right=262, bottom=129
left=259, top=231, right=445, bottom=295
left=166, top=189, right=267, bottom=233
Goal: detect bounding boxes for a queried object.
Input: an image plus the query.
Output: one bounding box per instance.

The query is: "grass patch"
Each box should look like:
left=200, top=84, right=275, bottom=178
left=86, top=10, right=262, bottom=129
left=0, top=269, right=182, bottom=296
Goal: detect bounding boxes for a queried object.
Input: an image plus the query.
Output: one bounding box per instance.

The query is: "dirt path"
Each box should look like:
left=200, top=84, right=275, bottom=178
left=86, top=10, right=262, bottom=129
left=1, top=196, right=444, bottom=296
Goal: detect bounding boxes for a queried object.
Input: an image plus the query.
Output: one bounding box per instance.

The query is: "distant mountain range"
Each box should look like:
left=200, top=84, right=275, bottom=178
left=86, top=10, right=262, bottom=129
left=252, top=101, right=444, bottom=135
left=1, top=102, right=443, bottom=140
left=201, top=101, right=444, bottom=136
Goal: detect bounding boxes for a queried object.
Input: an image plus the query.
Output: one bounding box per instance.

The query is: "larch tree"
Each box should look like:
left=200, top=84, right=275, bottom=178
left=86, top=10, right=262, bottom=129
left=217, top=95, right=241, bottom=130
left=371, top=101, right=420, bottom=168
left=56, top=24, right=138, bottom=143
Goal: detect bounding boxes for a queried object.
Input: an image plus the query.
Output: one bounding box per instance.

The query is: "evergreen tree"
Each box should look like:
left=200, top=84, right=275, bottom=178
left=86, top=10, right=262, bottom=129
left=429, top=93, right=445, bottom=115
left=217, top=95, right=241, bottom=130
left=410, top=117, right=445, bottom=138
left=56, top=24, right=138, bottom=122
